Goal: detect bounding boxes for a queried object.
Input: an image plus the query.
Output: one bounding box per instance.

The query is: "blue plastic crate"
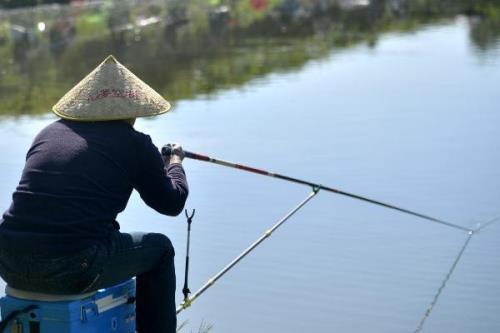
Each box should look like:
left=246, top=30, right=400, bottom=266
left=0, top=278, right=136, bottom=333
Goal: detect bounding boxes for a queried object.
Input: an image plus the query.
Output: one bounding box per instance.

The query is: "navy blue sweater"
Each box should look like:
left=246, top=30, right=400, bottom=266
left=0, top=119, right=188, bottom=253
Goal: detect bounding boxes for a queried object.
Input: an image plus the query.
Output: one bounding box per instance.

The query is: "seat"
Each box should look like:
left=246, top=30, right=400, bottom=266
left=5, top=285, right=96, bottom=302
left=1, top=279, right=136, bottom=332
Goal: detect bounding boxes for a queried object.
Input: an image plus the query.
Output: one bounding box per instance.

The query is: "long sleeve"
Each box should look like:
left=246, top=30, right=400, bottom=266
left=133, top=134, right=189, bottom=216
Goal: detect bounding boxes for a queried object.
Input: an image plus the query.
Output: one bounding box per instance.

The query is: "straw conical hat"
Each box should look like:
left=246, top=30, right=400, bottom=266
left=52, top=55, right=171, bottom=121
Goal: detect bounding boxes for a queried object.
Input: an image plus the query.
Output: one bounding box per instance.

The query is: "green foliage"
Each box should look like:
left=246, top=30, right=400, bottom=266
left=177, top=320, right=214, bottom=333
left=234, top=0, right=282, bottom=28
left=0, top=0, right=69, bottom=9
left=0, top=0, right=499, bottom=116
left=74, top=11, right=107, bottom=37
left=475, top=2, right=500, bottom=19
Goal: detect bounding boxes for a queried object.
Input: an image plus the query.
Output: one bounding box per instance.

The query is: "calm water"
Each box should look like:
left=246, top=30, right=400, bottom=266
left=1, top=2, right=500, bottom=333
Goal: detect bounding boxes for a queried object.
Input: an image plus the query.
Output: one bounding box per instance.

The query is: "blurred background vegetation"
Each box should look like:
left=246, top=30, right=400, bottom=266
left=0, top=0, right=499, bottom=116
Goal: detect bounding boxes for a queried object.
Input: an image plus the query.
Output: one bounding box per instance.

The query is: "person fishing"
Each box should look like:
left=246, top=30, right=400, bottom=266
left=0, top=55, right=187, bottom=333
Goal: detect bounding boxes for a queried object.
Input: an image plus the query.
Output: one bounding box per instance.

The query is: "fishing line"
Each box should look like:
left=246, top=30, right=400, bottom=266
left=413, top=232, right=473, bottom=333
left=473, top=216, right=500, bottom=233
left=413, top=214, right=500, bottom=332
left=162, top=147, right=471, bottom=233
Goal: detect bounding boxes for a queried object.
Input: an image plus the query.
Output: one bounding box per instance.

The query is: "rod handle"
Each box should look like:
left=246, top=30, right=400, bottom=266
left=161, top=144, right=196, bottom=159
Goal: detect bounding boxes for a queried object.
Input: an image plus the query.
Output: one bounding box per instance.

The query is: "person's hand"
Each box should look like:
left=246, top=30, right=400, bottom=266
left=168, top=143, right=185, bottom=164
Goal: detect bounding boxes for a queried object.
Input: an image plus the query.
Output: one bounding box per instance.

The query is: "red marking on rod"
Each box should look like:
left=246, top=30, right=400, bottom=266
left=236, top=164, right=269, bottom=176
left=186, top=152, right=210, bottom=162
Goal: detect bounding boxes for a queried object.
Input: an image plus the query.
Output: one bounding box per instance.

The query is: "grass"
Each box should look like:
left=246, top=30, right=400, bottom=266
left=177, top=320, right=214, bottom=333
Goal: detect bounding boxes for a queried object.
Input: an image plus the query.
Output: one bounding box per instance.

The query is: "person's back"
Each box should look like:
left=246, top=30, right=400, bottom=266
left=2, top=120, right=135, bottom=251
left=0, top=119, right=186, bottom=253
left=0, top=55, right=188, bottom=333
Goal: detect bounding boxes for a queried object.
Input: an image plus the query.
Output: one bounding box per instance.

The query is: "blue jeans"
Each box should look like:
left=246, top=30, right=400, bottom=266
left=0, top=231, right=176, bottom=333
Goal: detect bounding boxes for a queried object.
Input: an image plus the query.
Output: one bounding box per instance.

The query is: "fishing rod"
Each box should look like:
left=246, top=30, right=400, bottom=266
left=162, top=146, right=471, bottom=233
left=163, top=146, right=499, bottom=325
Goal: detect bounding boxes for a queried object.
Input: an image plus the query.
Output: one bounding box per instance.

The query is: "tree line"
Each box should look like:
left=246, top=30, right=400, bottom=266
left=0, top=0, right=69, bottom=9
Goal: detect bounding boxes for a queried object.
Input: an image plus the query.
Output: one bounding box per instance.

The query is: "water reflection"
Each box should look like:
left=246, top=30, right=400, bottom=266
left=0, top=0, right=499, bottom=115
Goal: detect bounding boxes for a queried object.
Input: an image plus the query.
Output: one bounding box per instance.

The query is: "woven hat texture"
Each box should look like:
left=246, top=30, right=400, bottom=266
left=53, top=55, right=171, bottom=121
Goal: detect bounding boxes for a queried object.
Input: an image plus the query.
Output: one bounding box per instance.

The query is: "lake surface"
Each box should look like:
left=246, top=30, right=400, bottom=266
left=1, top=2, right=500, bottom=333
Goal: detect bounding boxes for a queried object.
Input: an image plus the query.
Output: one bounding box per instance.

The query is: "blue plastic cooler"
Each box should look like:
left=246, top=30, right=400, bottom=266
left=0, top=278, right=136, bottom=333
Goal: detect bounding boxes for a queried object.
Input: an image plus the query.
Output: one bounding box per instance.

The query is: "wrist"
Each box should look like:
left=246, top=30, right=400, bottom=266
left=169, top=155, right=182, bottom=164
